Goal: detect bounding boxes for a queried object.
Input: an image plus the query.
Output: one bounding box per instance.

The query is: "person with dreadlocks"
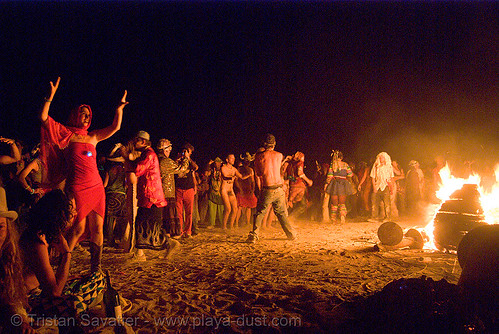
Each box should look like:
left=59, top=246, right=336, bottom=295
left=39, top=77, right=128, bottom=273
left=324, top=150, right=354, bottom=224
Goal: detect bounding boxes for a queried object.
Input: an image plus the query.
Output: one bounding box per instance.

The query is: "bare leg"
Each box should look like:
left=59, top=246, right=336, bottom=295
left=221, top=190, right=231, bottom=230
left=244, top=207, right=252, bottom=227
left=88, top=211, right=104, bottom=272
left=235, top=207, right=243, bottom=227
left=228, top=195, right=238, bottom=229
left=67, top=217, right=87, bottom=251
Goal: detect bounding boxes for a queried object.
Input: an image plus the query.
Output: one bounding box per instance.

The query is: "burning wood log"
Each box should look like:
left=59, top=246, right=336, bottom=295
left=433, top=184, right=487, bottom=252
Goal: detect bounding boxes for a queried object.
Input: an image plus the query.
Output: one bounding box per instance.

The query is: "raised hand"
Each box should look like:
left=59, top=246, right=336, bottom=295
left=0, top=137, right=15, bottom=145
left=118, top=90, right=129, bottom=108
left=47, top=77, right=61, bottom=100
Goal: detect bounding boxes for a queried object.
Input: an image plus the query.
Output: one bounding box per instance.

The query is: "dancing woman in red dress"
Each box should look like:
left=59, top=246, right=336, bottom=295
left=39, top=77, right=127, bottom=273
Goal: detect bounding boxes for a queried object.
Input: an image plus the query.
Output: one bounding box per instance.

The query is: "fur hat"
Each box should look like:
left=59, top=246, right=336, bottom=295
left=157, top=138, right=172, bottom=150
left=240, top=152, right=255, bottom=162
left=0, top=187, right=18, bottom=221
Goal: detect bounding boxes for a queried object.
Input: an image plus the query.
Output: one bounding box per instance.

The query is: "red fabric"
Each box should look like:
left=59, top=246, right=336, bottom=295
left=40, top=105, right=92, bottom=189
left=175, top=187, right=195, bottom=235
left=236, top=193, right=258, bottom=208
left=39, top=105, right=105, bottom=223
left=134, top=147, right=167, bottom=208
left=64, top=142, right=105, bottom=223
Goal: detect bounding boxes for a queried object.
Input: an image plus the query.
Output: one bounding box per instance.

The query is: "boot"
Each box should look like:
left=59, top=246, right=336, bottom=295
left=331, top=205, right=338, bottom=224
left=89, top=242, right=103, bottom=273
left=339, top=204, right=347, bottom=224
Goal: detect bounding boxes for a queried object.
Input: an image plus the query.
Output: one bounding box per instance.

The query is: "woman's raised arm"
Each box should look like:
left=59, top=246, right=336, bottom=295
left=93, top=90, right=128, bottom=142
left=39, top=77, right=60, bottom=123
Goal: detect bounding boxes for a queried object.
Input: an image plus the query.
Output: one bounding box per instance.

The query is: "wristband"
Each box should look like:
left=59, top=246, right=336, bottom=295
left=44, top=98, right=52, bottom=102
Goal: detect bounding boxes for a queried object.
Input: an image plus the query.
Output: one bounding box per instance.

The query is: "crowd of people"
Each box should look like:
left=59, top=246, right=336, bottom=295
left=1, top=77, right=496, bottom=332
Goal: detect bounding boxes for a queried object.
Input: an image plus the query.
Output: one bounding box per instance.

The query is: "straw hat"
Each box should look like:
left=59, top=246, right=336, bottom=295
left=0, top=187, right=18, bottom=221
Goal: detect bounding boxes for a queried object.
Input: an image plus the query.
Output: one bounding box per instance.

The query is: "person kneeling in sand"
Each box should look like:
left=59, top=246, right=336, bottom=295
left=20, top=190, right=106, bottom=332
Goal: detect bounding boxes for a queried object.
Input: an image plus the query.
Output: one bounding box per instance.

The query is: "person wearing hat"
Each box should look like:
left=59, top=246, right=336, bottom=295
left=157, top=139, right=189, bottom=237
left=174, top=143, right=199, bottom=238
left=102, top=143, right=127, bottom=248
left=122, top=131, right=172, bottom=260
left=0, top=187, right=35, bottom=333
left=405, top=160, right=424, bottom=217
left=38, top=77, right=128, bottom=273
left=246, top=134, right=296, bottom=243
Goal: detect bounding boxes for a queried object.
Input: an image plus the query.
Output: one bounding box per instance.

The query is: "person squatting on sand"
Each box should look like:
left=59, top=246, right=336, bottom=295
left=39, top=77, right=127, bottom=273
left=246, top=134, right=296, bottom=243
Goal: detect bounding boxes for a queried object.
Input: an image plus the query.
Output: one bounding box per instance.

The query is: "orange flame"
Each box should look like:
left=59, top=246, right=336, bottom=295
left=421, top=164, right=499, bottom=250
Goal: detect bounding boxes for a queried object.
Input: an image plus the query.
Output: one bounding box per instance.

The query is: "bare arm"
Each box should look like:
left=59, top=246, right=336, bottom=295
left=0, top=137, right=21, bottom=164
left=18, top=159, right=40, bottom=192
left=39, top=77, right=60, bottom=123
left=189, top=158, right=199, bottom=172
left=29, top=235, right=71, bottom=297
left=92, top=91, right=128, bottom=142
left=235, top=169, right=252, bottom=180
left=280, top=155, right=291, bottom=176
left=298, top=166, right=313, bottom=187
left=103, top=171, right=110, bottom=188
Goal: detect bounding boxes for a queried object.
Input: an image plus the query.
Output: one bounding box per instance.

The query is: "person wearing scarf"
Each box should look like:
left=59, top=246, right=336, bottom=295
left=39, top=77, right=128, bottom=273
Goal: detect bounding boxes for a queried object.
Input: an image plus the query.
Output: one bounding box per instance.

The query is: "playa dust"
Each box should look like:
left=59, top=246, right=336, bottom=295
left=69, top=218, right=460, bottom=333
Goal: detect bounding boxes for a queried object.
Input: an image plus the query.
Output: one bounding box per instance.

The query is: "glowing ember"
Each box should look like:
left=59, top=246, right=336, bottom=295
left=422, top=164, right=499, bottom=251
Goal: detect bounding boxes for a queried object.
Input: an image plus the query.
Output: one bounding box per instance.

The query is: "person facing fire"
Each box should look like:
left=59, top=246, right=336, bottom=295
left=368, top=152, right=394, bottom=222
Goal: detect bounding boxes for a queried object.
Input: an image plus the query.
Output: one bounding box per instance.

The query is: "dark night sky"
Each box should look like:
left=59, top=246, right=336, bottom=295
left=1, top=1, right=498, bottom=170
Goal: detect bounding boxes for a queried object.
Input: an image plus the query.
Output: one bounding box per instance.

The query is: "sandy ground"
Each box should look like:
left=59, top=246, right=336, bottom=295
left=69, top=217, right=461, bottom=334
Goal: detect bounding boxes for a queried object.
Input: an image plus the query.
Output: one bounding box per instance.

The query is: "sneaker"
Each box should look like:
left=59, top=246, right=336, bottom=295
left=367, top=218, right=379, bottom=223
left=245, top=234, right=258, bottom=244
left=181, top=233, right=192, bottom=239
left=340, top=216, right=346, bottom=224
left=287, top=234, right=297, bottom=241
